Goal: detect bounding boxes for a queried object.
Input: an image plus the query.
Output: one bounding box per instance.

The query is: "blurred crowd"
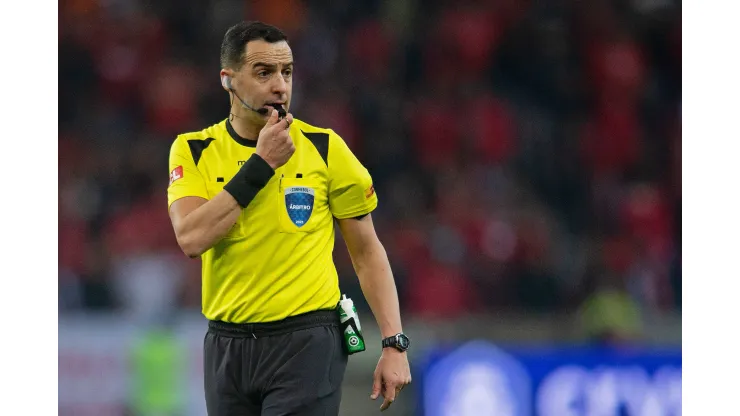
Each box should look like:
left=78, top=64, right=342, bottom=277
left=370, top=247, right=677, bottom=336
left=59, top=0, right=681, bottom=340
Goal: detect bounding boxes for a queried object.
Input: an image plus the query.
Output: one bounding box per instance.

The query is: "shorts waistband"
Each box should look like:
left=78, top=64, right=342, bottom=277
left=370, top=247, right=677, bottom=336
left=208, top=309, right=339, bottom=338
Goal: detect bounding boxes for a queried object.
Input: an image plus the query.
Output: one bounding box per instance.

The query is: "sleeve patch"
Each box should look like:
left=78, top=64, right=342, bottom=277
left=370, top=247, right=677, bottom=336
left=365, top=184, right=375, bottom=199
left=169, top=165, right=184, bottom=186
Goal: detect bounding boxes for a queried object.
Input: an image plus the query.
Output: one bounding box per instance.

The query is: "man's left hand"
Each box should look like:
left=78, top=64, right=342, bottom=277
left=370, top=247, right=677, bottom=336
left=370, top=348, right=412, bottom=411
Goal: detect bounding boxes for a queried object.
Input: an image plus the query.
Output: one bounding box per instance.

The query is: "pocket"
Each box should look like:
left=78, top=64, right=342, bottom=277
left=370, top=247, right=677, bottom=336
left=320, top=326, right=348, bottom=397
left=328, top=326, right=348, bottom=389
left=207, top=182, right=243, bottom=239
left=277, top=177, right=322, bottom=233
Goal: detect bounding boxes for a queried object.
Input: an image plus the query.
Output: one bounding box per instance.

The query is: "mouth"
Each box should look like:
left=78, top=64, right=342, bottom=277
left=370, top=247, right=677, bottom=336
left=265, top=102, right=287, bottom=118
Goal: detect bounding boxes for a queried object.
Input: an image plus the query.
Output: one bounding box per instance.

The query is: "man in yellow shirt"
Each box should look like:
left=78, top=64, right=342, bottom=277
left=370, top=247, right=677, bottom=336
left=167, top=21, right=411, bottom=415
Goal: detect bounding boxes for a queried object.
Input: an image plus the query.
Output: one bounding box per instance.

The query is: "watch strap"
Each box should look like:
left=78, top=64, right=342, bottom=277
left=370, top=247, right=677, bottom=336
left=382, top=336, right=395, bottom=349
left=382, top=333, right=409, bottom=351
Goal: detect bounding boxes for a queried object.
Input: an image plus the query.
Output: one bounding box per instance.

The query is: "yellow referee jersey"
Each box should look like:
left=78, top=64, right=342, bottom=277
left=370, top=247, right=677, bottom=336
left=167, top=118, right=378, bottom=323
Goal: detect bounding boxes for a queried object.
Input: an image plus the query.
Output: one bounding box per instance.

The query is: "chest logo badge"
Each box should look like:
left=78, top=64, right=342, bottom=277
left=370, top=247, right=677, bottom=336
left=285, top=186, right=315, bottom=227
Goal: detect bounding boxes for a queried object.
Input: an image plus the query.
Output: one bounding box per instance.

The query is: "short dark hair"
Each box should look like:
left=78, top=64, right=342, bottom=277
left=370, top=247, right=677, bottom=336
left=220, top=21, right=288, bottom=70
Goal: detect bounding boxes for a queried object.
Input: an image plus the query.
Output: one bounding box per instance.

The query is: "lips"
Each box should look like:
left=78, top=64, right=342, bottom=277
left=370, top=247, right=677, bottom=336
left=266, top=103, right=286, bottom=112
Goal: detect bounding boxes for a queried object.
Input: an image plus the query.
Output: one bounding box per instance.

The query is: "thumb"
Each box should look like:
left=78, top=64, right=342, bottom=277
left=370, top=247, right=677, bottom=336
left=370, top=374, right=382, bottom=400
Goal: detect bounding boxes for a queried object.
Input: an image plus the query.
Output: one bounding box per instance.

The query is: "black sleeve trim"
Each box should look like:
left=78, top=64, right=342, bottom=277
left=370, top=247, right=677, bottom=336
left=302, top=131, right=329, bottom=167
left=187, top=138, right=215, bottom=166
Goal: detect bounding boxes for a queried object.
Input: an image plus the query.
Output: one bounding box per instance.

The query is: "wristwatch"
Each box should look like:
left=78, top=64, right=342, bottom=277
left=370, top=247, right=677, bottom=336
left=382, top=333, right=411, bottom=352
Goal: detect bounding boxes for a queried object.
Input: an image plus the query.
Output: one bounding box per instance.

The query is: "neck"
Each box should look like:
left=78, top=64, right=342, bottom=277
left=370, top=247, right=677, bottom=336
left=228, top=106, right=264, bottom=141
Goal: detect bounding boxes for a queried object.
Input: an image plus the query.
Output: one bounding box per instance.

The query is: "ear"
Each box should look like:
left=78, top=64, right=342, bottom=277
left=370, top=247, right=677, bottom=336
left=220, top=70, right=232, bottom=90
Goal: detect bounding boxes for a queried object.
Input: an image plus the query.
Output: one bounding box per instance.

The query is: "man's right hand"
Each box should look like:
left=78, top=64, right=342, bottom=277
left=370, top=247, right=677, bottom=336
left=256, top=109, right=295, bottom=170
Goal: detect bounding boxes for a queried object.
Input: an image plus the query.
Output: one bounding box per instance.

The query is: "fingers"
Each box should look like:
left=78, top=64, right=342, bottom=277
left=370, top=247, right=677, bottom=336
left=378, top=377, right=412, bottom=411
left=370, top=372, right=382, bottom=400
left=379, top=383, right=397, bottom=411
left=266, top=112, right=293, bottom=134
left=380, top=398, right=393, bottom=412
left=265, top=108, right=280, bottom=126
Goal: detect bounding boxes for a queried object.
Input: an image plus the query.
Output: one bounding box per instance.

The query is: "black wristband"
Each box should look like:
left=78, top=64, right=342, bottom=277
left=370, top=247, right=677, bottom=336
left=223, top=153, right=275, bottom=208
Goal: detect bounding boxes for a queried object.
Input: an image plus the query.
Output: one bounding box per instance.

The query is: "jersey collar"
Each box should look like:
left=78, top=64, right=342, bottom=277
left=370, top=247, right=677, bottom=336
left=226, top=119, right=258, bottom=148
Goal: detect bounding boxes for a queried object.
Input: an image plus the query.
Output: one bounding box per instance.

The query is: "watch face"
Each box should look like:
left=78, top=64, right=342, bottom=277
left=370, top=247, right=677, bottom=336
left=397, top=334, right=410, bottom=349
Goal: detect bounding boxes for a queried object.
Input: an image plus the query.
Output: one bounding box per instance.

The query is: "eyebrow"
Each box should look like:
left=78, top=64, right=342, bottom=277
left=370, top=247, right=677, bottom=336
left=252, top=62, right=294, bottom=69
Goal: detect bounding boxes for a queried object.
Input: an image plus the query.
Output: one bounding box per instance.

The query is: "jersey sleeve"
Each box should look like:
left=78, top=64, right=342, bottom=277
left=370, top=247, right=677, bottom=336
left=328, top=131, right=378, bottom=219
left=167, top=136, right=209, bottom=208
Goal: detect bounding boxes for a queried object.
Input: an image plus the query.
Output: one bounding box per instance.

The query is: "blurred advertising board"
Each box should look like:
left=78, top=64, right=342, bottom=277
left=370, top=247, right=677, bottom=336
left=59, top=316, right=681, bottom=416
left=59, top=315, right=207, bottom=416
left=418, top=341, right=682, bottom=416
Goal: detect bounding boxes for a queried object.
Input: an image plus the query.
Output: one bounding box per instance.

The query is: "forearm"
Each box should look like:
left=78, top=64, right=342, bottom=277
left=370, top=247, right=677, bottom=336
left=174, top=192, right=242, bottom=257
left=175, top=154, right=275, bottom=257
left=354, top=241, right=403, bottom=338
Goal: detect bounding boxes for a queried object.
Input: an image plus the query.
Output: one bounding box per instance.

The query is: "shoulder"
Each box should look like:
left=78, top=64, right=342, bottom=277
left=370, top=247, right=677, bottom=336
left=292, top=118, right=350, bottom=151
left=292, top=118, right=357, bottom=168
left=293, top=118, right=337, bottom=138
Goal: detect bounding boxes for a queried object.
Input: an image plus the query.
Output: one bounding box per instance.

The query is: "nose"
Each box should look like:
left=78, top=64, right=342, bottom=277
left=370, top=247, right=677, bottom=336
left=271, top=74, right=288, bottom=96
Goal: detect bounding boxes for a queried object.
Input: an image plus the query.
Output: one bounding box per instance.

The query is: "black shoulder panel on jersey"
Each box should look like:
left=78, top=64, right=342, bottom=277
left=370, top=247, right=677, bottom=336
left=301, top=131, right=329, bottom=167
left=188, top=138, right=216, bottom=166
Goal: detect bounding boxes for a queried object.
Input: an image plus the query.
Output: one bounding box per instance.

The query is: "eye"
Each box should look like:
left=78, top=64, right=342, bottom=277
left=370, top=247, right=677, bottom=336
left=258, top=71, right=269, bottom=78
left=283, top=69, right=293, bottom=77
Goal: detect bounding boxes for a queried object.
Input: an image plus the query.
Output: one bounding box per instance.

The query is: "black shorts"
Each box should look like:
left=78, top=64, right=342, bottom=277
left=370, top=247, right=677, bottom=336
left=204, top=310, right=348, bottom=416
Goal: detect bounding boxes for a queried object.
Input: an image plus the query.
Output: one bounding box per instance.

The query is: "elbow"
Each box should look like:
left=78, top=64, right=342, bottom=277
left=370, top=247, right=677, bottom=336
left=176, top=232, right=207, bottom=258
left=181, top=245, right=204, bottom=259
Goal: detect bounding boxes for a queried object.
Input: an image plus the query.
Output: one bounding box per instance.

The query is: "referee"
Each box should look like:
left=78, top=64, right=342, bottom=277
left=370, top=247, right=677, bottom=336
left=167, top=21, right=411, bottom=415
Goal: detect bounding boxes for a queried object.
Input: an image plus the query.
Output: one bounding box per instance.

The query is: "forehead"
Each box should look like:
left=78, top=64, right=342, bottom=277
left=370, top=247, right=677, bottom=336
left=244, top=40, right=293, bottom=66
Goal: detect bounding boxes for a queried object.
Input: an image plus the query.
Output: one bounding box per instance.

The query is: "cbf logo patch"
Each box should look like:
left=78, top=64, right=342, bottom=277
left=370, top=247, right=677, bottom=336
left=285, top=186, right=315, bottom=227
